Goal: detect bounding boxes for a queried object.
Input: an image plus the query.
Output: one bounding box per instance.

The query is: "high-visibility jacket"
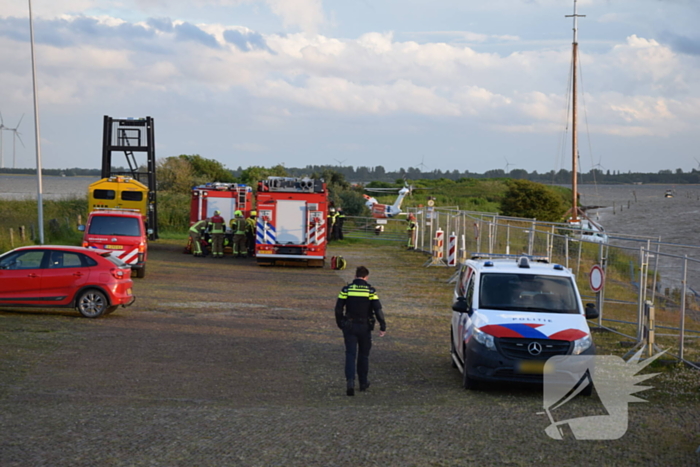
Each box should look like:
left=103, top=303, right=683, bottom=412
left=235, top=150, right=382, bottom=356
left=210, top=215, right=226, bottom=234
left=189, top=219, right=209, bottom=234
left=232, top=217, right=246, bottom=234
left=246, top=217, right=256, bottom=234
left=334, top=279, right=386, bottom=332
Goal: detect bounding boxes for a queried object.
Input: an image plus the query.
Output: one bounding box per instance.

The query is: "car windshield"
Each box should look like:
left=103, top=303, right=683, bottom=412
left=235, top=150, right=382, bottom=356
left=479, top=273, right=580, bottom=314
left=88, top=216, right=141, bottom=236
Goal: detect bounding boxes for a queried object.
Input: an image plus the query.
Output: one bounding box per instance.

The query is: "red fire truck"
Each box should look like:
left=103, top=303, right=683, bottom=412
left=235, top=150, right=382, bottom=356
left=255, top=177, right=328, bottom=267
left=186, top=183, right=254, bottom=254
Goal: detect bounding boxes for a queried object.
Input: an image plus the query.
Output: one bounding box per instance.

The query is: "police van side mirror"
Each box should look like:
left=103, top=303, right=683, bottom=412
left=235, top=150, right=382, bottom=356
left=585, top=303, right=599, bottom=320
left=452, top=297, right=472, bottom=316
left=77, top=225, right=85, bottom=232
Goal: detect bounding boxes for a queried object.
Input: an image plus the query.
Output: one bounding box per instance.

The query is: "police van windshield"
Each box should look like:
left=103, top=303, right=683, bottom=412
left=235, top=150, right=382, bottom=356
left=479, top=273, right=580, bottom=314
left=88, top=216, right=141, bottom=237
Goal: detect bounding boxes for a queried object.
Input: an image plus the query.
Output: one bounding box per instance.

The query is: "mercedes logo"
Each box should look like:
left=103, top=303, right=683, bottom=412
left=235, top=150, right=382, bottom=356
left=111, top=238, right=118, bottom=242
left=527, top=341, right=543, bottom=356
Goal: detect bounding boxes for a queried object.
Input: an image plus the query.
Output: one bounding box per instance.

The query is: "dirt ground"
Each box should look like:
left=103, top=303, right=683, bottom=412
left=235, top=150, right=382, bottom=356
left=1, top=239, right=699, bottom=466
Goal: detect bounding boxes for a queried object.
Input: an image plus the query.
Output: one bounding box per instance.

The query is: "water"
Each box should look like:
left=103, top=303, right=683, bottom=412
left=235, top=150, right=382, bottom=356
left=579, top=184, right=700, bottom=292
left=0, top=174, right=98, bottom=200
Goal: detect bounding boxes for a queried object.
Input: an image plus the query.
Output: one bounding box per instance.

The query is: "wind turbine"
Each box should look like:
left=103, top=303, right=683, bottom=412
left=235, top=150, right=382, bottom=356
left=6, top=114, right=25, bottom=168
left=0, top=112, right=5, bottom=168
left=417, top=155, right=429, bottom=172
left=333, top=158, right=347, bottom=165
left=504, top=157, right=514, bottom=174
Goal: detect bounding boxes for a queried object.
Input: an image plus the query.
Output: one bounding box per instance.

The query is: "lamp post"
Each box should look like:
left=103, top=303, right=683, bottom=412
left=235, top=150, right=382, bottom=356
left=28, top=0, right=44, bottom=244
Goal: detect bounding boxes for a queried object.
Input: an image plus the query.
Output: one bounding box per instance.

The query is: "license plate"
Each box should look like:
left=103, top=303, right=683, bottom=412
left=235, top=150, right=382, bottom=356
left=105, top=245, right=124, bottom=250
left=127, top=288, right=132, bottom=295
left=257, top=250, right=272, bottom=254
left=516, top=360, right=551, bottom=374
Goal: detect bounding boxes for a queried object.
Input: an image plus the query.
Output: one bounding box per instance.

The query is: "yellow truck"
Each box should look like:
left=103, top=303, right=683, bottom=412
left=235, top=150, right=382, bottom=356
left=88, top=176, right=149, bottom=217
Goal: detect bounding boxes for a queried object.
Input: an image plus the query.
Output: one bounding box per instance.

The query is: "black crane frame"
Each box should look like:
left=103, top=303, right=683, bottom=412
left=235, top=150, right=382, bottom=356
left=101, top=115, right=158, bottom=240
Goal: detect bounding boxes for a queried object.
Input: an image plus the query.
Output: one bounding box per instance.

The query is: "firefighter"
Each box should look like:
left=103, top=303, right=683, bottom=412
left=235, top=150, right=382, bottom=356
left=335, top=265, right=386, bottom=396
left=406, top=213, right=417, bottom=250
left=246, top=210, right=257, bottom=257
left=210, top=210, right=226, bottom=258
left=328, top=207, right=338, bottom=241
left=189, top=218, right=210, bottom=257
left=231, top=210, right=247, bottom=258
left=334, top=207, right=345, bottom=240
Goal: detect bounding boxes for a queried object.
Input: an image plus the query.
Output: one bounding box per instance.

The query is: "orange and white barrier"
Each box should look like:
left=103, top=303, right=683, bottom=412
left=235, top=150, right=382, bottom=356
left=447, top=232, right=456, bottom=267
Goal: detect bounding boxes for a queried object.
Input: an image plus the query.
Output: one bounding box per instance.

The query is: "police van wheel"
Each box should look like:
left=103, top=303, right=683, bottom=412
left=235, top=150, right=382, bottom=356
left=450, top=327, right=458, bottom=368
left=135, top=265, right=146, bottom=279
left=462, top=345, right=478, bottom=390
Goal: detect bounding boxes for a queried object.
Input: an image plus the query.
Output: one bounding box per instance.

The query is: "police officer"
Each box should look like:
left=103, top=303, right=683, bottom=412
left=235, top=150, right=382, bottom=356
left=246, top=211, right=257, bottom=257
left=210, top=210, right=226, bottom=258
left=231, top=210, right=247, bottom=258
left=335, top=265, right=386, bottom=396
left=189, top=218, right=210, bottom=257
left=406, top=213, right=417, bottom=249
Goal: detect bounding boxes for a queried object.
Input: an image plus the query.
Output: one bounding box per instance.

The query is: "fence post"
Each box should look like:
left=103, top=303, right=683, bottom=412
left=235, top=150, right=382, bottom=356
left=19, top=226, right=26, bottom=242
left=680, top=255, right=688, bottom=360
left=505, top=224, right=510, bottom=255
left=598, top=242, right=606, bottom=328
left=10, top=228, right=14, bottom=248
left=645, top=300, right=655, bottom=358
left=650, top=236, right=661, bottom=304
left=636, top=247, right=646, bottom=342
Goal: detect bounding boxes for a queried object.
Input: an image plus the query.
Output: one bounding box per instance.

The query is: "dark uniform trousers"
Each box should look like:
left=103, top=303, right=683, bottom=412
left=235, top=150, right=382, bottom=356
left=343, top=322, right=372, bottom=385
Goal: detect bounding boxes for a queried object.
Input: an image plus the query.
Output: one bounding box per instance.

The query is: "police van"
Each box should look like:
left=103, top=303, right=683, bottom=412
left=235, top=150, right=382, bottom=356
left=450, top=254, right=598, bottom=390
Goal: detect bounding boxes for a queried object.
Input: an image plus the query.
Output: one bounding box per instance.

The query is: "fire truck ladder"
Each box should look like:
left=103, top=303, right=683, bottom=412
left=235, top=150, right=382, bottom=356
left=238, top=189, right=248, bottom=211
left=101, top=115, right=158, bottom=240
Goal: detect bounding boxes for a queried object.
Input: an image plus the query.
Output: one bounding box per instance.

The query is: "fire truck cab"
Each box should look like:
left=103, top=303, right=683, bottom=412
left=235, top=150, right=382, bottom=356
left=255, top=177, right=328, bottom=267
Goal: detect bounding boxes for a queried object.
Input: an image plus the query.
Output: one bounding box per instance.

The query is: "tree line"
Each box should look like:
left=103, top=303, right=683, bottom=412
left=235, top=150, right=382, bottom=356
left=3, top=163, right=700, bottom=185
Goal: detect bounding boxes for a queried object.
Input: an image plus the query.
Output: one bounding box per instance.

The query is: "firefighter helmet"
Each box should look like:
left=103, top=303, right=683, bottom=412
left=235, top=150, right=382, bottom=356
left=214, top=210, right=221, bottom=215
left=235, top=210, right=242, bottom=217
left=329, top=207, right=336, bottom=213
left=250, top=210, right=257, bottom=217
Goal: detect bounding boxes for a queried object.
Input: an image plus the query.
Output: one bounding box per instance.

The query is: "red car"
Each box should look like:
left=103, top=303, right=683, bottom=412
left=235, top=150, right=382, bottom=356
left=0, top=245, right=135, bottom=318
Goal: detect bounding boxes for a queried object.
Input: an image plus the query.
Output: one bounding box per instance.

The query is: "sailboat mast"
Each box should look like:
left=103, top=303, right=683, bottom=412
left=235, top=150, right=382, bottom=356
left=567, top=0, right=585, bottom=223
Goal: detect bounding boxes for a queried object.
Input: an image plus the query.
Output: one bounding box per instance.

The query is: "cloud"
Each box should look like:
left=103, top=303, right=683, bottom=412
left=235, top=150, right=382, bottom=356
left=223, top=29, right=272, bottom=52
left=173, top=21, right=220, bottom=48
left=661, top=32, right=700, bottom=56
left=265, top=0, right=325, bottom=32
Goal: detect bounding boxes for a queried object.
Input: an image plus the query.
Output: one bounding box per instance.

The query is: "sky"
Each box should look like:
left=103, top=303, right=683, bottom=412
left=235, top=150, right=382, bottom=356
left=0, top=0, right=699, bottom=174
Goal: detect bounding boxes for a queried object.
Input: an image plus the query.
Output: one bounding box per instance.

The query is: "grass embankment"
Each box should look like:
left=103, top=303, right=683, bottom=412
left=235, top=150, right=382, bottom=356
left=0, top=194, right=191, bottom=253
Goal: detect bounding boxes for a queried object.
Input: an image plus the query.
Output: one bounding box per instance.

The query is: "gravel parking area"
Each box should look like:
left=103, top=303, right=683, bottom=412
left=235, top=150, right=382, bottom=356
left=1, top=240, right=699, bottom=466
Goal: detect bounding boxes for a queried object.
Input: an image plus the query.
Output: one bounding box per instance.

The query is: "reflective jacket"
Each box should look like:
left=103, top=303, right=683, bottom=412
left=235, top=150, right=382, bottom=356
left=189, top=219, right=209, bottom=234
left=210, top=215, right=226, bottom=234
left=335, top=279, right=386, bottom=331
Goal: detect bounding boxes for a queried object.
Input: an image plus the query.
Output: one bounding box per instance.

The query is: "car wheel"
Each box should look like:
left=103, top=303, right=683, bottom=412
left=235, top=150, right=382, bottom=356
left=462, top=345, right=479, bottom=390
left=76, top=289, right=110, bottom=318
left=450, top=327, right=457, bottom=368
left=135, top=265, right=146, bottom=279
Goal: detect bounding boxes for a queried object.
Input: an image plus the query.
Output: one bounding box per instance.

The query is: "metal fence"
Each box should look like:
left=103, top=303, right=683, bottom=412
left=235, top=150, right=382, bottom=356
left=404, top=206, right=700, bottom=369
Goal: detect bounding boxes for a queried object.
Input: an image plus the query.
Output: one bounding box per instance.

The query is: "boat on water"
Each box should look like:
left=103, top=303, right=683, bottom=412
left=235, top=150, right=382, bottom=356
left=563, top=1, right=608, bottom=244
left=665, top=189, right=674, bottom=198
